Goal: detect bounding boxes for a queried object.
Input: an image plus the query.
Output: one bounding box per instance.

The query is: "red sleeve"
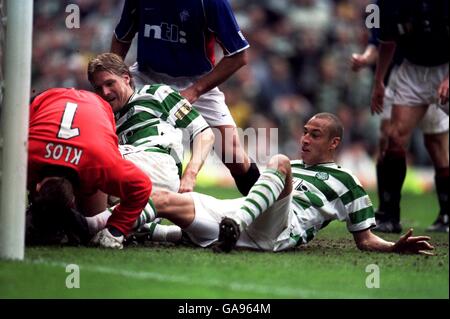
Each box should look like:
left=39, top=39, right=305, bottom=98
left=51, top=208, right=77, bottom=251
left=100, top=157, right=152, bottom=236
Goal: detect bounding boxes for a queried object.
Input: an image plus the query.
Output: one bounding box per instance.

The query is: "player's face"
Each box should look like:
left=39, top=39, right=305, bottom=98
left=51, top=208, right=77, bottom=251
left=300, top=117, right=339, bottom=165
left=91, top=71, right=134, bottom=113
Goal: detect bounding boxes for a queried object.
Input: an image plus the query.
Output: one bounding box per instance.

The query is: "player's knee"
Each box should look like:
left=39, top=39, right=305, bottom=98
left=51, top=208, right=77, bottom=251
left=387, top=129, right=407, bottom=151
left=268, top=154, right=291, bottom=176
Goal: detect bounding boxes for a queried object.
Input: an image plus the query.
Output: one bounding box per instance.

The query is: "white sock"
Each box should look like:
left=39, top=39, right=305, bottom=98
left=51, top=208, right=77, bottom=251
left=235, top=168, right=286, bottom=229
left=140, top=222, right=182, bottom=243
left=85, top=209, right=112, bottom=235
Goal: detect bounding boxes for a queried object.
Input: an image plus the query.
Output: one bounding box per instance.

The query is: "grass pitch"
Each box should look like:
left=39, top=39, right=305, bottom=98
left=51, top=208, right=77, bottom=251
left=0, top=187, right=448, bottom=299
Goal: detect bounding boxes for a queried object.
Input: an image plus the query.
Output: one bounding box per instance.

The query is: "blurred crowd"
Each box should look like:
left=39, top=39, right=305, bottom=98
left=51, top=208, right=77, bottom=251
left=30, top=0, right=434, bottom=185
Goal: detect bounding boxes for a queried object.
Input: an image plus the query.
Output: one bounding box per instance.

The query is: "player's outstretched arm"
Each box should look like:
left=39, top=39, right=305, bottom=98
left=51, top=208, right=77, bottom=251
left=179, top=127, right=215, bottom=193
left=370, top=41, right=396, bottom=114
left=352, top=228, right=434, bottom=255
left=180, top=50, right=248, bottom=104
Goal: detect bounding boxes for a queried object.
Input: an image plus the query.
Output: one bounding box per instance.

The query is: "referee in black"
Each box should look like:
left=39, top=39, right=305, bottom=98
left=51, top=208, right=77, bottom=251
left=371, top=0, right=449, bottom=233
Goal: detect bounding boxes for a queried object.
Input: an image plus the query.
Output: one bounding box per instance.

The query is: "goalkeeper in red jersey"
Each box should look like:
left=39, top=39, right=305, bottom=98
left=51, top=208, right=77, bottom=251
left=26, top=88, right=152, bottom=249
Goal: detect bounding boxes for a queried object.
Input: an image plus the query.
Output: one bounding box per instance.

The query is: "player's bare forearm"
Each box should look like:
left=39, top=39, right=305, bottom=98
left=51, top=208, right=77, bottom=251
left=374, top=41, right=396, bottom=83
left=110, top=34, right=132, bottom=60
left=353, top=229, right=395, bottom=252
left=180, top=50, right=248, bottom=103
left=179, top=128, right=215, bottom=193
left=370, top=41, right=396, bottom=114
left=351, top=44, right=378, bottom=72
left=353, top=228, right=434, bottom=255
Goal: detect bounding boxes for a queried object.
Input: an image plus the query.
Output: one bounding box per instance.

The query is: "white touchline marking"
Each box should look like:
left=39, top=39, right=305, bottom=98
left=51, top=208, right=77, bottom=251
left=25, top=258, right=369, bottom=298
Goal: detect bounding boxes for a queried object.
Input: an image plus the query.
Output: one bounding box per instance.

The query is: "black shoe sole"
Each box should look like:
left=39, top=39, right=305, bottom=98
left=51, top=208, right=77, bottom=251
left=212, top=218, right=240, bottom=253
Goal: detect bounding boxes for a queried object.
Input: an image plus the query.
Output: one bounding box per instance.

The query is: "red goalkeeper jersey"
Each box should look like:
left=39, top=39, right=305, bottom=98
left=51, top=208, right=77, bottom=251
left=28, top=88, right=152, bottom=235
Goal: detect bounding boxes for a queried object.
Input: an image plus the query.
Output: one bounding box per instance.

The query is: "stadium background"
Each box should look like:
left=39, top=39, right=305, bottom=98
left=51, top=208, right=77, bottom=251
left=30, top=0, right=434, bottom=192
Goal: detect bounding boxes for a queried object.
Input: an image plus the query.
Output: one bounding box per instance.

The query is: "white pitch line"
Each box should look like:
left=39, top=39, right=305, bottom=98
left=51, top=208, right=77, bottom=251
left=26, top=258, right=368, bottom=298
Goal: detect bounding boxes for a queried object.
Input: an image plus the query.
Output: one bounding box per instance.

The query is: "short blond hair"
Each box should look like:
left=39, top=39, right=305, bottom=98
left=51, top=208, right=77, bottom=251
left=87, top=53, right=134, bottom=89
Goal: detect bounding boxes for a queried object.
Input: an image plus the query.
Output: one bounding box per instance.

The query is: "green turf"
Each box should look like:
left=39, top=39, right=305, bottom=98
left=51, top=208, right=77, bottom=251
left=0, top=188, right=448, bottom=299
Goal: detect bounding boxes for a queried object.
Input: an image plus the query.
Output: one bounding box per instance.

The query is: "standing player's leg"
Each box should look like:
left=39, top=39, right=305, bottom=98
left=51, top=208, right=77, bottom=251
left=378, top=104, right=428, bottom=232
left=214, top=154, right=292, bottom=252
left=374, top=69, right=399, bottom=230
left=191, top=87, right=260, bottom=196
left=424, top=130, right=449, bottom=232
left=374, top=118, right=392, bottom=222
left=214, top=125, right=260, bottom=195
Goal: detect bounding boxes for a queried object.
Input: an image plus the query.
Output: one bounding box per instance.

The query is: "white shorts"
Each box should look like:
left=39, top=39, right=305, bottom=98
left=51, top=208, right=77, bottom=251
left=119, top=145, right=180, bottom=192
left=186, top=192, right=293, bottom=251
left=130, top=63, right=236, bottom=127
left=394, top=60, right=449, bottom=114
left=382, top=66, right=449, bottom=134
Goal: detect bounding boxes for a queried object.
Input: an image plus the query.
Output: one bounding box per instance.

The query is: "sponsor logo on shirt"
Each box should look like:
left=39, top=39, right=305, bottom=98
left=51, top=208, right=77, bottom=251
left=144, top=23, right=187, bottom=44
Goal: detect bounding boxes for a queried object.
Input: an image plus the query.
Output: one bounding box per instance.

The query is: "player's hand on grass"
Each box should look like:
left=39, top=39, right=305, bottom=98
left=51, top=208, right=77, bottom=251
left=371, top=81, right=385, bottom=115
left=392, top=228, right=435, bottom=255
left=437, top=76, right=449, bottom=105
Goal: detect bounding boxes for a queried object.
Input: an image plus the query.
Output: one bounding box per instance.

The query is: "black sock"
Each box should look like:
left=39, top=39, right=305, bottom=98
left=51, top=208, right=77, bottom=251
left=233, top=162, right=260, bottom=196
left=382, top=150, right=407, bottom=223
left=376, top=158, right=389, bottom=217
left=435, top=167, right=449, bottom=217
left=108, top=226, right=124, bottom=237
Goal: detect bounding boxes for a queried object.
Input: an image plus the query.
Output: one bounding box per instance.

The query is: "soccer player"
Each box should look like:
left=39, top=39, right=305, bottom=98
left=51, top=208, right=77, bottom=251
left=27, top=88, right=152, bottom=249
left=351, top=25, right=449, bottom=233
left=371, top=0, right=449, bottom=233
left=110, top=0, right=260, bottom=195
left=87, top=53, right=215, bottom=193
left=87, top=113, right=434, bottom=255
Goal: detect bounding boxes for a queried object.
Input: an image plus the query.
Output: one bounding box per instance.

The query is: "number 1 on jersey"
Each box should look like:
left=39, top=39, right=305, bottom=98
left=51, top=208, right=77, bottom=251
left=58, top=102, right=80, bottom=139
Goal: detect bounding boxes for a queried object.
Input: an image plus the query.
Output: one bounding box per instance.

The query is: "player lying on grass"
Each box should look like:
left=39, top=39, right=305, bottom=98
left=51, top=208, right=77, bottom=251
left=26, top=88, right=152, bottom=248
left=87, top=53, right=215, bottom=194
left=89, top=113, right=434, bottom=255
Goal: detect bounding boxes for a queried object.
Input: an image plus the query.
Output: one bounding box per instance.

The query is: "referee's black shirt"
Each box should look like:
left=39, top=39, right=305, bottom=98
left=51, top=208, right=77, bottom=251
left=378, top=0, right=449, bottom=67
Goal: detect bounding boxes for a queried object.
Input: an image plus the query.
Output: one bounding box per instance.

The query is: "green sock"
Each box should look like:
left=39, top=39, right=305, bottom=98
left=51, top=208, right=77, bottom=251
left=235, top=168, right=286, bottom=229
left=132, top=199, right=157, bottom=230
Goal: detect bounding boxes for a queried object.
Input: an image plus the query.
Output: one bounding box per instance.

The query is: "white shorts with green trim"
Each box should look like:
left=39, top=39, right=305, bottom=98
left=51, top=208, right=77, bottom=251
left=186, top=192, right=293, bottom=251
left=119, top=145, right=180, bottom=192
